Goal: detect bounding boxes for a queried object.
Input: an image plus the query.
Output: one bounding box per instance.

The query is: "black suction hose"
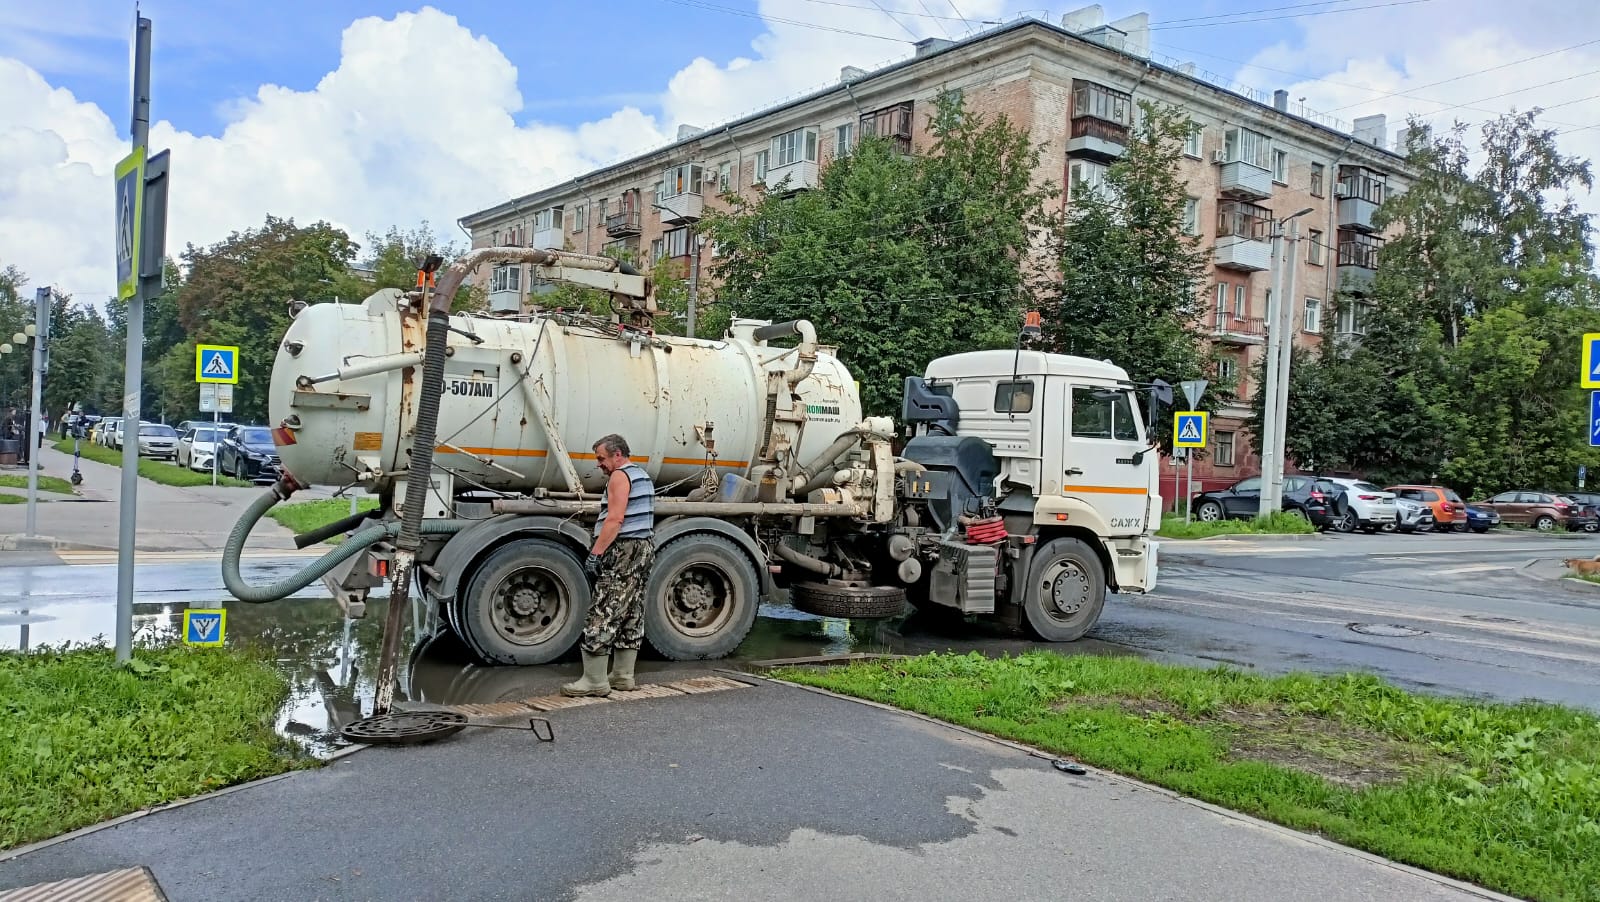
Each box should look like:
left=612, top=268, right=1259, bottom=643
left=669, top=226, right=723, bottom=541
left=294, top=507, right=379, bottom=549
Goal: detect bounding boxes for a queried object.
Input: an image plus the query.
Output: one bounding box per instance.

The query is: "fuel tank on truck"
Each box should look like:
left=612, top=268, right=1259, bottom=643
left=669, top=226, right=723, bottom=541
left=268, top=290, right=864, bottom=494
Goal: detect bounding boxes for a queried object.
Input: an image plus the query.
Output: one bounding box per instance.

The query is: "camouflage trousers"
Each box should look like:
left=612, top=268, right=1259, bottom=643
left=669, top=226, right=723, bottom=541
left=581, top=538, right=655, bottom=654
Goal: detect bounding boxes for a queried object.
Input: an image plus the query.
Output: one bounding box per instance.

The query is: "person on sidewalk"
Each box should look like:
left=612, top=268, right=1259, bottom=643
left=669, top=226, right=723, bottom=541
left=562, top=434, right=656, bottom=698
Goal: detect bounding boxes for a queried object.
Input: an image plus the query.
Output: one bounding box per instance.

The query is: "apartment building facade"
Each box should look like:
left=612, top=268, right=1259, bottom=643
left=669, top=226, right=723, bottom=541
left=459, top=10, right=1408, bottom=501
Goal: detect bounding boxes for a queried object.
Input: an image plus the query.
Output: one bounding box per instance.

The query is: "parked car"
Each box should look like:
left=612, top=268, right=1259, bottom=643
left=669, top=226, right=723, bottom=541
left=1557, top=495, right=1600, bottom=532
left=177, top=426, right=223, bottom=472
left=1463, top=504, right=1500, bottom=533
left=1390, top=496, right=1437, bottom=533
left=1322, top=478, right=1398, bottom=533
left=94, top=417, right=120, bottom=446
left=1473, top=491, right=1579, bottom=531
left=1386, top=485, right=1468, bottom=531
left=1191, top=475, right=1330, bottom=524
left=136, top=423, right=179, bottom=460
left=218, top=425, right=281, bottom=482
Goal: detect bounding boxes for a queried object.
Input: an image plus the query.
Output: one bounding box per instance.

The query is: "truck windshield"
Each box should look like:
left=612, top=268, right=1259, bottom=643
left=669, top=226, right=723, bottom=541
left=1071, top=387, right=1140, bottom=442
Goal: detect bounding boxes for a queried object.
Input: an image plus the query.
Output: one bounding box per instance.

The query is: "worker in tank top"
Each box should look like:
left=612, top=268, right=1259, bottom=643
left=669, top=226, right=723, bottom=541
left=563, top=433, right=656, bottom=697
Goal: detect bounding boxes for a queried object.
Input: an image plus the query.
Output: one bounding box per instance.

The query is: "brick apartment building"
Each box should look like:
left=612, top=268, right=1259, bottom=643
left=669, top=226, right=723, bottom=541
left=459, top=8, right=1410, bottom=504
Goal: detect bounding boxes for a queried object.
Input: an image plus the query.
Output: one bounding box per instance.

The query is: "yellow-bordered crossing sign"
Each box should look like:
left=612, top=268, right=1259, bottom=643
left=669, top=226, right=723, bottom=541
left=196, top=345, right=239, bottom=384
left=1173, top=411, right=1208, bottom=449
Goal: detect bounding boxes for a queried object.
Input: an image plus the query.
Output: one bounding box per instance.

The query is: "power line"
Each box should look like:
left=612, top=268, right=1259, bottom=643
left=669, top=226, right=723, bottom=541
left=1148, top=0, right=1433, bottom=30
left=793, top=0, right=977, bottom=22
left=1322, top=37, right=1600, bottom=113
left=863, top=0, right=923, bottom=40
left=1422, top=68, right=1600, bottom=118
left=911, top=0, right=953, bottom=39
left=1154, top=0, right=1354, bottom=26
left=661, top=0, right=908, bottom=42
left=944, top=0, right=974, bottom=31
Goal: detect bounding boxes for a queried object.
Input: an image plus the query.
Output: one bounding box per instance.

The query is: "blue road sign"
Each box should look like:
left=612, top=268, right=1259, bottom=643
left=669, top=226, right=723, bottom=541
left=1584, top=334, right=1600, bottom=389
left=1173, top=411, right=1208, bottom=449
left=1590, top=392, right=1600, bottom=448
left=183, top=609, right=226, bottom=646
left=195, top=344, right=239, bottom=384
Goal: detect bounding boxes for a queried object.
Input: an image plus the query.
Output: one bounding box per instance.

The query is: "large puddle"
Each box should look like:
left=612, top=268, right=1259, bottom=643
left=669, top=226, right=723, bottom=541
left=3, top=576, right=1132, bottom=757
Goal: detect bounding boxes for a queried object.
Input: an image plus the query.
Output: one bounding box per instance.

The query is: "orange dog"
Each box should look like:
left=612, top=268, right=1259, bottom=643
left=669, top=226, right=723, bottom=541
left=1563, top=558, right=1600, bottom=575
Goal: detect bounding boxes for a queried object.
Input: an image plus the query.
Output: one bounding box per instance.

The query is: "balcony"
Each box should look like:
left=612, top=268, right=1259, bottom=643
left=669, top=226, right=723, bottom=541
left=765, top=159, right=819, bottom=194
left=1336, top=167, right=1386, bottom=233
left=1337, top=230, right=1383, bottom=296
left=1218, top=161, right=1273, bottom=200
left=1212, top=312, right=1267, bottom=345
left=1214, top=200, right=1273, bottom=272
left=605, top=210, right=642, bottom=237
left=531, top=226, right=562, bottom=250
left=1066, top=116, right=1128, bottom=161
left=488, top=289, right=520, bottom=314
left=657, top=192, right=703, bottom=225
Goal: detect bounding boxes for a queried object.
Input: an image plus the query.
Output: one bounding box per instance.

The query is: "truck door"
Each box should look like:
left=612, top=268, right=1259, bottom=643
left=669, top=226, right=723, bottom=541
left=1062, top=384, right=1150, bottom=534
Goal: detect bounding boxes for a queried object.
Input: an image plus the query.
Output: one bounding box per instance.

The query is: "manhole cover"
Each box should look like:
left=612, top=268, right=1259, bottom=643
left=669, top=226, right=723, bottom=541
left=1348, top=622, right=1427, bottom=637
left=341, top=710, right=468, bottom=745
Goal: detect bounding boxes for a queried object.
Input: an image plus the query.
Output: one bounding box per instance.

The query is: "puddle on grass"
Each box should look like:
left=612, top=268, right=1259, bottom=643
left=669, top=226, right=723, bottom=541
left=3, top=582, right=1137, bottom=758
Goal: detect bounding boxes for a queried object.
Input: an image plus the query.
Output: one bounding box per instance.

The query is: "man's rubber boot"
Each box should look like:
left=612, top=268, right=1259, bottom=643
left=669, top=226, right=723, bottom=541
left=561, top=651, right=613, bottom=697
left=610, top=648, right=640, bottom=691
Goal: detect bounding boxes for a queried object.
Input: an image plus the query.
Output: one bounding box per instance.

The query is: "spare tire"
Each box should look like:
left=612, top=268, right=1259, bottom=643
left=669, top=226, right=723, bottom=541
left=791, top=582, right=908, bottom=619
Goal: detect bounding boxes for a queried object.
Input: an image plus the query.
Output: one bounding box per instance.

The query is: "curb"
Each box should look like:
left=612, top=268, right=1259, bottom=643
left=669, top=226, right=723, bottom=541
left=747, top=670, right=1519, bottom=902
left=1156, top=532, right=1324, bottom=543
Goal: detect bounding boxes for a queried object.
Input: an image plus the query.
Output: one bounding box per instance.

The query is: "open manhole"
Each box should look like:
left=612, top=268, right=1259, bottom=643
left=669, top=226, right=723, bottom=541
left=1348, top=622, right=1427, bottom=637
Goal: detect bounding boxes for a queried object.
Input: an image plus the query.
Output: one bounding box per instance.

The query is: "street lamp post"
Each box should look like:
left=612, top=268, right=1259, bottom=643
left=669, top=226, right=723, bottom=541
left=649, top=204, right=701, bottom=338
left=1259, top=207, right=1315, bottom=519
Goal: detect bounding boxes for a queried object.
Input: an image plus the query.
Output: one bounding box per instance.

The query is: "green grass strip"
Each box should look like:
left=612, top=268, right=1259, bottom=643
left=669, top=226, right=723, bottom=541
left=0, top=643, right=306, bottom=850
left=265, top=498, right=379, bottom=545
left=779, top=652, right=1600, bottom=902
left=51, top=438, right=251, bottom=488
left=0, top=474, right=76, bottom=495
left=1157, top=510, right=1316, bottom=539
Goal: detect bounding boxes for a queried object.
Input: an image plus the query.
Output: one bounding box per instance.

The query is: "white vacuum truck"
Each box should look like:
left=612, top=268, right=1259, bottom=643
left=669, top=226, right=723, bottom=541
left=223, top=248, right=1160, bottom=667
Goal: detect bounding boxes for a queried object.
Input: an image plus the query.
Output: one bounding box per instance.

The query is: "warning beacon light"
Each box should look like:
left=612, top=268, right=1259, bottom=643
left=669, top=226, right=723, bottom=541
left=1021, top=310, right=1043, bottom=341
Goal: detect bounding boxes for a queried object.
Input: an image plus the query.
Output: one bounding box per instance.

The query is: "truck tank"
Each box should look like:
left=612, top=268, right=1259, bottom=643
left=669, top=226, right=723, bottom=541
left=269, top=290, right=864, bottom=494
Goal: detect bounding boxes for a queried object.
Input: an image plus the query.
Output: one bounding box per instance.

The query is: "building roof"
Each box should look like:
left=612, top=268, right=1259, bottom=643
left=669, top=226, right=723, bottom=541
left=460, top=16, right=1405, bottom=230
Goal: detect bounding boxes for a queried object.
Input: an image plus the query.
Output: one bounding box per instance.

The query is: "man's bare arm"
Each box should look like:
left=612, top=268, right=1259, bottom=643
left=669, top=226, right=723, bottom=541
left=591, top=468, right=630, bottom=557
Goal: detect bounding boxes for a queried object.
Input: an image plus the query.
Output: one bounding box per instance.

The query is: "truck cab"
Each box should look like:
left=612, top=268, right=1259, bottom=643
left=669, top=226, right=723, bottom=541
left=899, top=349, right=1159, bottom=637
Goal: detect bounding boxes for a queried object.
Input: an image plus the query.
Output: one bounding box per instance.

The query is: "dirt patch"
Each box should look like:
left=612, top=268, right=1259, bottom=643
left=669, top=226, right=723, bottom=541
left=1061, top=696, right=1448, bottom=789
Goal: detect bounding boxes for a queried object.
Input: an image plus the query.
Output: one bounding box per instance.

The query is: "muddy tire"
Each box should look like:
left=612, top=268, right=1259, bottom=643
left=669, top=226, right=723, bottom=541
left=1022, top=537, right=1106, bottom=642
left=458, top=538, right=589, bottom=665
left=791, top=583, right=908, bottom=619
left=644, top=534, right=759, bottom=661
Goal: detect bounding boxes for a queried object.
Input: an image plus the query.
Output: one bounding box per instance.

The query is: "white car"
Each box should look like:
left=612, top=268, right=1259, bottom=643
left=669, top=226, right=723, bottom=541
left=177, top=426, right=223, bottom=472
left=1324, top=477, right=1398, bottom=533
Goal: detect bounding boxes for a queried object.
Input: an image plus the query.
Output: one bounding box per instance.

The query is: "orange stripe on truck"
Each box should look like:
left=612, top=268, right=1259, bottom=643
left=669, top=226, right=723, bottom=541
left=435, top=447, right=747, bottom=468
left=1061, top=484, right=1149, bottom=496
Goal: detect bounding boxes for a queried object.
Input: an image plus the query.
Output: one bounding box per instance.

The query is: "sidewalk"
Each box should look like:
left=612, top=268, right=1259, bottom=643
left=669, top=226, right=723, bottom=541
left=0, top=441, right=330, bottom=555
left=0, top=678, right=1504, bottom=902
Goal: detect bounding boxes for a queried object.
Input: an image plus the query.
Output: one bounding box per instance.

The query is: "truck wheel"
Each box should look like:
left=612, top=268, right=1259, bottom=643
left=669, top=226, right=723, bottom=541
left=791, top=583, right=908, bottom=619
left=458, top=538, right=589, bottom=665
left=1023, top=537, right=1106, bottom=642
left=644, top=535, right=759, bottom=661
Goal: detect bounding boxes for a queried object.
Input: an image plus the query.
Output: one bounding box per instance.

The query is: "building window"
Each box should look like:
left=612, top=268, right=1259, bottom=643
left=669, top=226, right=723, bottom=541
left=754, top=150, right=769, bottom=184
left=1307, top=229, right=1324, bottom=265
left=1222, top=126, right=1273, bottom=170
left=1338, top=165, right=1387, bottom=203
left=534, top=207, right=562, bottom=231
left=1071, top=80, right=1134, bottom=126
left=1183, top=196, right=1200, bottom=235
left=661, top=164, right=702, bottom=198
left=994, top=381, right=1035, bottom=414
left=1216, top=200, right=1272, bottom=240
left=663, top=227, right=691, bottom=258
left=1234, top=284, right=1247, bottom=320
left=1217, top=356, right=1237, bottom=384
left=571, top=203, right=586, bottom=233
left=650, top=238, right=665, bottom=263
left=1310, top=162, right=1325, bottom=197
left=652, top=181, right=663, bottom=207
left=772, top=128, right=819, bottom=168
left=1183, top=120, right=1203, bottom=158
left=1272, top=149, right=1288, bottom=184
left=1215, top=431, right=1236, bottom=466
left=491, top=264, right=521, bottom=293
left=1068, top=159, right=1111, bottom=202
left=598, top=198, right=609, bottom=221
left=1336, top=301, right=1369, bottom=335
left=1304, top=297, right=1321, bottom=332
left=1338, top=229, right=1384, bottom=269
left=1214, top=284, right=1228, bottom=324
left=835, top=122, right=854, bottom=157
left=717, top=161, right=731, bottom=192
left=860, top=101, right=914, bottom=153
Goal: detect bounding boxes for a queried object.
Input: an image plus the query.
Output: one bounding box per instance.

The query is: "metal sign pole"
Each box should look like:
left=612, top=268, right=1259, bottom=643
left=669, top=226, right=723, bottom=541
left=25, top=287, right=47, bottom=537
left=1185, top=451, right=1193, bottom=524
left=212, top=410, right=219, bottom=486
left=114, top=14, right=153, bottom=665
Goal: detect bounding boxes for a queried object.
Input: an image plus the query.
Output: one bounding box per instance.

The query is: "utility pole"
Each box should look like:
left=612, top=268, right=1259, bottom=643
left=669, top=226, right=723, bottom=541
left=25, top=287, right=49, bottom=537
left=1258, top=207, right=1314, bottom=518
left=686, top=230, right=700, bottom=339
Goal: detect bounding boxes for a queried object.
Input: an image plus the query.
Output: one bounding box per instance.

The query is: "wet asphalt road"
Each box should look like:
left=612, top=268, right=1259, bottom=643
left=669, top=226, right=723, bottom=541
left=3, top=530, right=1598, bottom=718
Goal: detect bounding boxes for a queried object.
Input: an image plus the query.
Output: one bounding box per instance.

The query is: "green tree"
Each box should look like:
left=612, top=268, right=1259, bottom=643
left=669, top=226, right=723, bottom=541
left=1034, top=102, right=1214, bottom=447
left=0, top=265, right=31, bottom=408
left=352, top=222, right=485, bottom=314
left=701, top=90, right=1050, bottom=416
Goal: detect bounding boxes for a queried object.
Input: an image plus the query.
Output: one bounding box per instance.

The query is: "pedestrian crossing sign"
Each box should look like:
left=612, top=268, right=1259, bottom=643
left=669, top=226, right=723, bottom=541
left=1173, top=411, right=1208, bottom=449
left=195, top=344, right=239, bottom=384
left=1583, top=333, right=1600, bottom=389
left=182, top=609, right=227, bottom=646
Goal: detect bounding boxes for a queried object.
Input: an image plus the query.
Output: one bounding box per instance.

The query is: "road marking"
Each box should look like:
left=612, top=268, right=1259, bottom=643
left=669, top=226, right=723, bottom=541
left=54, top=549, right=326, bottom=567
left=1433, top=563, right=1512, bottom=575
left=444, top=675, right=751, bottom=718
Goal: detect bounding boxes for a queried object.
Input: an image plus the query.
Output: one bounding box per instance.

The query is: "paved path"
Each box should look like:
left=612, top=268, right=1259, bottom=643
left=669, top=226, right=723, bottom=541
left=0, top=679, right=1503, bottom=902
left=0, top=441, right=335, bottom=556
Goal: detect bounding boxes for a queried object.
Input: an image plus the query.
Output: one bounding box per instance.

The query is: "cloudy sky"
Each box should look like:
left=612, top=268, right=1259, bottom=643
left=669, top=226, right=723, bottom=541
left=2, top=0, right=1596, bottom=302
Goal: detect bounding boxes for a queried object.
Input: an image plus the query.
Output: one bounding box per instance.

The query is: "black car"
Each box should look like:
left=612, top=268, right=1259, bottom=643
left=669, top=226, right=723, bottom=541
left=1191, top=475, right=1338, bottom=527
left=1558, top=492, right=1600, bottom=533
left=218, top=426, right=281, bottom=482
